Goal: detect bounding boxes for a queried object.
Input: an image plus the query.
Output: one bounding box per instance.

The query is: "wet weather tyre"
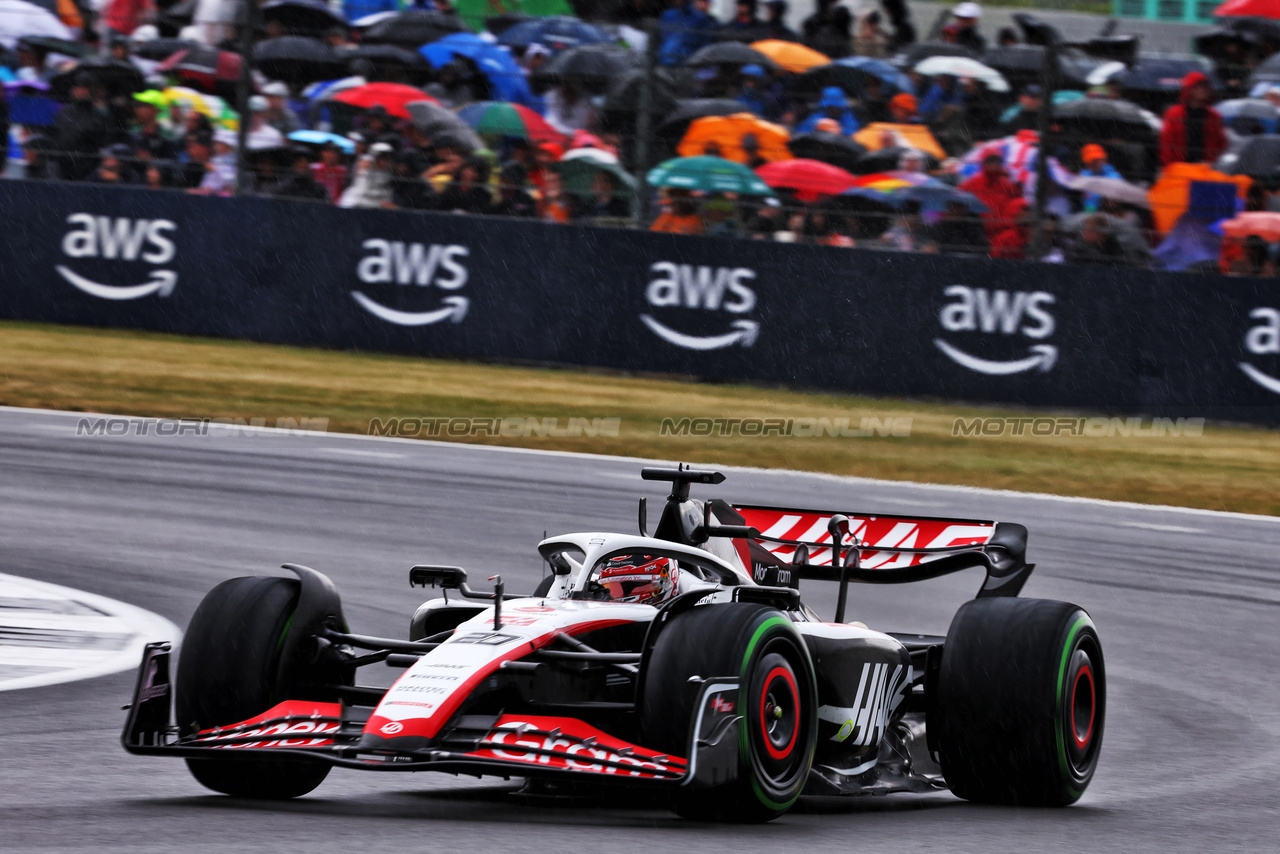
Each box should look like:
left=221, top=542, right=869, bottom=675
left=933, top=597, right=1105, bottom=806
left=642, top=603, right=817, bottom=823
left=175, top=576, right=335, bottom=799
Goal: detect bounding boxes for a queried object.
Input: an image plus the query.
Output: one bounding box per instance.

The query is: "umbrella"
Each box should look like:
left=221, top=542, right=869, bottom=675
left=852, top=145, right=941, bottom=175
left=50, top=56, right=146, bottom=98
left=532, top=43, right=640, bottom=95
left=1067, top=175, right=1151, bottom=208
left=853, top=122, right=945, bottom=159
left=486, top=13, right=532, bottom=38
left=677, top=113, right=791, bottom=163
left=255, top=36, right=345, bottom=85
left=330, top=82, right=437, bottom=120
left=1217, top=134, right=1280, bottom=185
left=1218, top=98, right=1280, bottom=134
left=1220, top=212, right=1280, bottom=241
left=656, top=98, right=746, bottom=139
left=600, top=66, right=679, bottom=124
left=362, top=11, right=467, bottom=49
left=13, top=35, right=90, bottom=57
left=157, top=44, right=243, bottom=97
left=795, top=56, right=913, bottom=99
left=1249, top=53, right=1280, bottom=89
left=1147, top=161, right=1251, bottom=234
left=0, top=0, right=71, bottom=49
left=162, top=86, right=238, bottom=129
left=684, top=42, right=777, bottom=71
left=1089, top=56, right=1219, bottom=111
left=1215, top=0, right=1280, bottom=18
left=551, top=150, right=637, bottom=197
left=897, top=185, right=988, bottom=214
left=420, top=33, right=534, bottom=104
left=456, top=100, right=564, bottom=144
left=131, top=37, right=201, bottom=62
left=893, top=42, right=978, bottom=68
left=647, top=155, right=776, bottom=195
left=749, top=40, right=829, bottom=74
left=851, top=170, right=940, bottom=190
left=1197, top=17, right=1280, bottom=62
left=288, top=129, right=355, bottom=154
left=756, top=159, right=859, bottom=201
left=342, top=43, right=431, bottom=79
left=787, top=131, right=868, bottom=172
left=406, top=100, right=483, bottom=151
left=261, top=0, right=348, bottom=37
left=981, top=45, right=1107, bottom=92
left=1052, top=97, right=1161, bottom=141
left=497, top=16, right=611, bottom=52
left=913, top=56, right=1009, bottom=93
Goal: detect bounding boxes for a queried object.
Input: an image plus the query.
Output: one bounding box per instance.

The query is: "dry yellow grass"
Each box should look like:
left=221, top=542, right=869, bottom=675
left=2, top=321, right=1277, bottom=515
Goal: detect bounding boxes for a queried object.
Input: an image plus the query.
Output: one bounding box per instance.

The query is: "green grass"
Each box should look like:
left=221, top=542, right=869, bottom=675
left=2, top=320, right=1277, bottom=516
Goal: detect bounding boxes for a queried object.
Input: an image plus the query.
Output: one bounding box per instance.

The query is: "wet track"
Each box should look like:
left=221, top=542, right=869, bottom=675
left=1, top=406, right=1278, bottom=853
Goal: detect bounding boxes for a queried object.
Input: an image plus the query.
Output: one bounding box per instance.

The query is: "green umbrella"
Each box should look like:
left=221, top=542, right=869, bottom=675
left=647, top=155, right=776, bottom=196
left=550, top=149, right=637, bottom=197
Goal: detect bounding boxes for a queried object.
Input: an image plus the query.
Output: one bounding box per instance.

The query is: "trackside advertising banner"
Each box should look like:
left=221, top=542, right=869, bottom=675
left=2, top=180, right=1279, bottom=425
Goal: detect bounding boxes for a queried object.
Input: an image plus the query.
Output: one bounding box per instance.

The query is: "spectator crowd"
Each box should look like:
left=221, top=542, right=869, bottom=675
left=5, top=0, right=1280, bottom=274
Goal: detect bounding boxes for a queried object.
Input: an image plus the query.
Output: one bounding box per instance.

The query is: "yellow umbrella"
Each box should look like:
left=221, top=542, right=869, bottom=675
left=677, top=113, right=791, bottom=164
left=854, top=122, right=946, bottom=160
left=1147, top=162, right=1251, bottom=234
left=749, top=40, right=830, bottom=74
left=162, top=87, right=240, bottom=130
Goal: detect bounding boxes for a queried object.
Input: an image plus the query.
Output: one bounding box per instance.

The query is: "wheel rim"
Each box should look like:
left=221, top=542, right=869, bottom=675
left=759, top=665, right=800, bottom=761
left=1063, top=645, right=1101, bottom=775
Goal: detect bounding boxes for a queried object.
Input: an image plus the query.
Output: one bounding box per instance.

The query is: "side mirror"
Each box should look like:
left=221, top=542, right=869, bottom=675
left=410, top=565, right=467, bottom=589
left=548, top=552, right=574, bottom=576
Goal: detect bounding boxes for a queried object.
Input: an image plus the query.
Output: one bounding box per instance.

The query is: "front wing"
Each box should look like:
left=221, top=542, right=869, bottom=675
left=122, top=643, right=740, bottom=788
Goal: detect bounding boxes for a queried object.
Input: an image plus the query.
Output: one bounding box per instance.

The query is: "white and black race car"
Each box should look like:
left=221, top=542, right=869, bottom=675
left=123, top=467, right=1105, bottom=822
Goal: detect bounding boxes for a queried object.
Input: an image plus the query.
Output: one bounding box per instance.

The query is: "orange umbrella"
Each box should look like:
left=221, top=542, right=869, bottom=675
left=1147, top=162, right=1251, bottom=234
left=853, top=123, right=946, bottom=160
left=749, top=40, right=830, bottom=74
left=677, top=113, right=792, bottom=164
left=1220, top=212, right=1280, bottom=241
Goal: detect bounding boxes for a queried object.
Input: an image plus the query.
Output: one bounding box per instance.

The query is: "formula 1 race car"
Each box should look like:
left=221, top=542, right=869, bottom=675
left=122, top=467, right=1105, bottom=822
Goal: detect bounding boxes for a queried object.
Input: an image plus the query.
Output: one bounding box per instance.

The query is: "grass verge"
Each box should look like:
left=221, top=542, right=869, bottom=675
left=2, top=320, right=1277, bottom=516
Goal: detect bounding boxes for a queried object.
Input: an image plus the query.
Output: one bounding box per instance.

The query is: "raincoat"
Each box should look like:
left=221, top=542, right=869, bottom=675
left=1159, top=72, right=1227, bottom=167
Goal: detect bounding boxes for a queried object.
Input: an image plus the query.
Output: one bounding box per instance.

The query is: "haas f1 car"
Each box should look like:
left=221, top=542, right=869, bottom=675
left=123, top=467, right=1105, bottom=822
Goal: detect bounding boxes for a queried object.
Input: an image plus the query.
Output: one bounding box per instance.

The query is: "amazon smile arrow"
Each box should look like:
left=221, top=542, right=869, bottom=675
left=351, top=293, right=469, bottom=326
left=57, top=266, right=177, bottom=300
left=1239, top=362, right=1280, bottom=395
left=934, top=339, right=1057, bottom=375
left=640, top=315, right=759, bottom=350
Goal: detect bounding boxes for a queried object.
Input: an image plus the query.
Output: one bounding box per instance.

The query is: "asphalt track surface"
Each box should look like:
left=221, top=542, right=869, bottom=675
left=2, top=406, right=1278, bottom=853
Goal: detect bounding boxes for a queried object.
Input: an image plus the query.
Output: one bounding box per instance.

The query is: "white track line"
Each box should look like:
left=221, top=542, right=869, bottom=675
left=5, top=404, right=1278, bottom=524
left=0, top=573, right=181, bottom=692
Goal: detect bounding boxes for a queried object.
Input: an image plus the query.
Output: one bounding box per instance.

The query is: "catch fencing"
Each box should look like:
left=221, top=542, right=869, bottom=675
left=2, top=179, right=1279, bottom=425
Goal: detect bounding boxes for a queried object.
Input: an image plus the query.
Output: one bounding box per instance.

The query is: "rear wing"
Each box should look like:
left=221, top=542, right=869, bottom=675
left=720, top=502, right=1034, bottom=600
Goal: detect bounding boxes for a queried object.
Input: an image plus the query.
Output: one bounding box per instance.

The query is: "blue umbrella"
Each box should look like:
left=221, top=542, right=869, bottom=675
left=831, top=57, right=915, bottom=95
left=288, top=129, right=355, bottom=153
left=497, top=16, right=611, bottom=52
left=419, top=33, right=534, bottom=107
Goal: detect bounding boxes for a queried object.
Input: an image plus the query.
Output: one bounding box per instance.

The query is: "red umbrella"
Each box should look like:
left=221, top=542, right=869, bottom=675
left=330, top=83, right=439, bottom=119
left=1215, top=0, right=1280, bottom=18
left=755, top=158, right=859, bottom=201
left=156, top=46, right=243, bottom=95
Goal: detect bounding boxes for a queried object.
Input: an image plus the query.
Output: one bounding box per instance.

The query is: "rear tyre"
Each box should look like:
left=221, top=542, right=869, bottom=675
left=642, top=603, right=817, bottom=823
left=175, top=576, right=338, bottom=799
left=933, top=597, right=1105, bottom=806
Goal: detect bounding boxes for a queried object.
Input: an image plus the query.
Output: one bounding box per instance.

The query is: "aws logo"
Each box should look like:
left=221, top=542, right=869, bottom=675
left=352, top=239, right=469, bottom=326
left=58, top=214, right=178, bottom=299
left=641, top=262, right=758, bottom=350
left=934, top=285, right=1057, bottom=375
left=1239, top=307, right=1280, bottom=395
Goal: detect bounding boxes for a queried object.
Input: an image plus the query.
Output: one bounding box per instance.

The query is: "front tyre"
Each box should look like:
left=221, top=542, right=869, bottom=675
left=933, top=597, right=1106, bottom=806
left=642, top=603, right=817, bottom=822
left=175, top=575, right=339, bottom=799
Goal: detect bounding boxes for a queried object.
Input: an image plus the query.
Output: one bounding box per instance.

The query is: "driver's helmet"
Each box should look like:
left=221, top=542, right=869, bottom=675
left=592, top=554, right=679, bottom=606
